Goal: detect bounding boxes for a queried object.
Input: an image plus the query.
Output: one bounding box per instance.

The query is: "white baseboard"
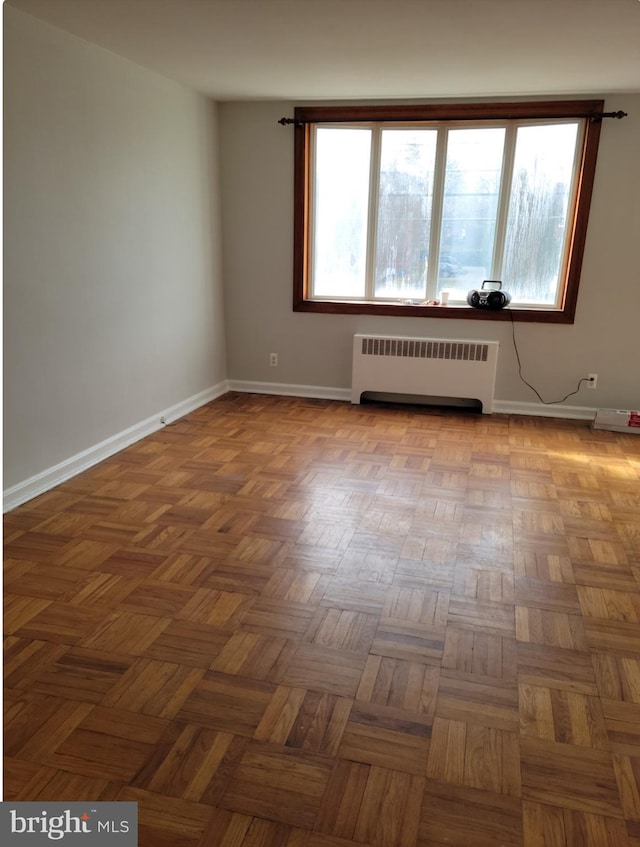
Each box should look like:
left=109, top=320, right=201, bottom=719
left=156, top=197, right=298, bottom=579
left=492, top=400, right=596, bottom=420
left=228, top=380, right=351, bottom=402
left=229, top=380, right=597, bottom=420
left=4, top=380, right=599, bottom=513
left=3, top=381, right=230, bottom=513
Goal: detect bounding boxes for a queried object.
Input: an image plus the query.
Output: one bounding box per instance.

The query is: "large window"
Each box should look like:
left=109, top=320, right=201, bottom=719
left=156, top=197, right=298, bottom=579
left=293, top=101, right=604, bottom=323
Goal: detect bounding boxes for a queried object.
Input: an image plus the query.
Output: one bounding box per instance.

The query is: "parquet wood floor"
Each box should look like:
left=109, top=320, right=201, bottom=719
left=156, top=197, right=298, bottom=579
left=4, top=392, right=640, bottom=846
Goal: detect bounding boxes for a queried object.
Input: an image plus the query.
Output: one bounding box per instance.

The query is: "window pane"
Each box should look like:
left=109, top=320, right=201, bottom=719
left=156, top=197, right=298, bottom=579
left=374, top=130, right=437, bottom=299
left=503, top=123, right=579, bottom=305
left=312, top=128, right=371, bottom=297
left=439, top=128, right=505, bottom=299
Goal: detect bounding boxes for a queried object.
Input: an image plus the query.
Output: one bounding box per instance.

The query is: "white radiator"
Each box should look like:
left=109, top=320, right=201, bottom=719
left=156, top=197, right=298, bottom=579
left=351, top=334, right=499, bottom=414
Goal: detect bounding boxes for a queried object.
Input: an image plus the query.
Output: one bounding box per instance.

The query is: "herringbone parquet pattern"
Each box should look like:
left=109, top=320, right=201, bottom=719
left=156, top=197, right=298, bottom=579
left=4, top=392, right=640, bottom=846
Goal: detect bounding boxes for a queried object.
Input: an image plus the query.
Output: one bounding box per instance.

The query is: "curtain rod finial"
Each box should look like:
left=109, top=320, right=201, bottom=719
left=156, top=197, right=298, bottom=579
left=278, top=117, right=303, bottom=127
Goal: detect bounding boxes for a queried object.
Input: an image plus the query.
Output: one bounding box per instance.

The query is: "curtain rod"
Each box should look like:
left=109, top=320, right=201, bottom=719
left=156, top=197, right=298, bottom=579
left=278, top=110, right=627, bottom=127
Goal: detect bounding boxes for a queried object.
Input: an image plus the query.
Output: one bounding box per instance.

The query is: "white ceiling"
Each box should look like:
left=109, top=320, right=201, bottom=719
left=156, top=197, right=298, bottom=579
left=7, top=0, right=640, bottom=101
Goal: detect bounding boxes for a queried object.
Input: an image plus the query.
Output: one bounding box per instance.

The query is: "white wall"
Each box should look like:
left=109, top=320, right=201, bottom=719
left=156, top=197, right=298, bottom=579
left=3, top=8, right=227, bottom=493
left=219, top=99, right=640, bottom=412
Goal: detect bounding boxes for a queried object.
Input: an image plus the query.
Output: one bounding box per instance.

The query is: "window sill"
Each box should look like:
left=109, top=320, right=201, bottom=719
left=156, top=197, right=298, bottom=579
left=293, top=299, right=574, bottom=323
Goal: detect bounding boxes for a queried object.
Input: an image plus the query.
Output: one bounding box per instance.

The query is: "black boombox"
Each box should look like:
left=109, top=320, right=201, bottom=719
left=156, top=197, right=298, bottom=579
left=467, top=280, right=511, bottom=310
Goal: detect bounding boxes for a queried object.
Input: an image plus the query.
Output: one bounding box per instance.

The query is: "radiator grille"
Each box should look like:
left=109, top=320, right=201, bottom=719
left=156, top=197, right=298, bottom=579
left=360, top=337, right=489, bottom=362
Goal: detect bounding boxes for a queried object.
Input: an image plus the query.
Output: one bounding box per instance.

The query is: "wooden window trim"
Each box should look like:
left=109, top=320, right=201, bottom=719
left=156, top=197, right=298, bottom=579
left=292, top=100, right=604, bottom=324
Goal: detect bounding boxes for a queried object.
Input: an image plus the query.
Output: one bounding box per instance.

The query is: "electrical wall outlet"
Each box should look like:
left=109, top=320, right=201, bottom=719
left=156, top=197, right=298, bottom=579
left=586, top=373, right=598, bottom=389
left=269, top=353, right=278, bottom=367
